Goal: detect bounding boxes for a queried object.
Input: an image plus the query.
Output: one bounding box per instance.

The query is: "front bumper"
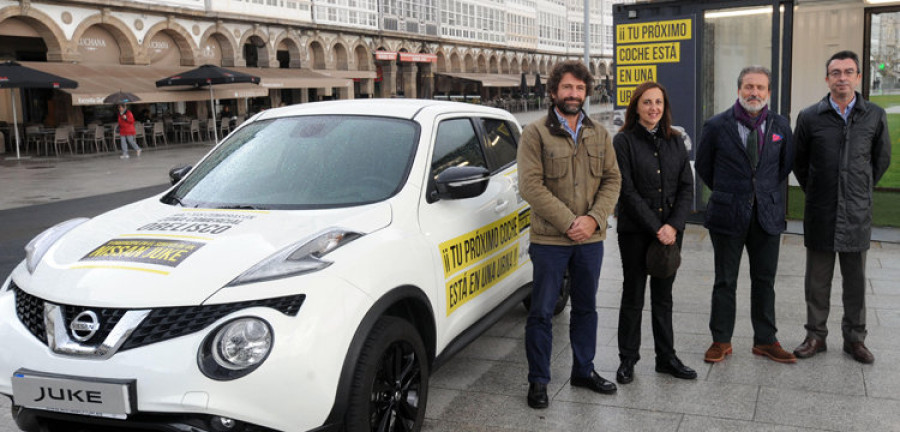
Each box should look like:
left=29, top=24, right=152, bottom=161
left=0, top=276, right=371, bottom=432
left=10, top=403, right=287, bottom=432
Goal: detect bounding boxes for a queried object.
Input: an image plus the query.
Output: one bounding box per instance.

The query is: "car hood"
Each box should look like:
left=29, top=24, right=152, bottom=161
left=24, top=197, right=393, bottom=307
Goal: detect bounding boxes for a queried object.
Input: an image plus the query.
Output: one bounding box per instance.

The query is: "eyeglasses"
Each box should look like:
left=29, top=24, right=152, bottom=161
left=827, top=69, right=859, bottom=78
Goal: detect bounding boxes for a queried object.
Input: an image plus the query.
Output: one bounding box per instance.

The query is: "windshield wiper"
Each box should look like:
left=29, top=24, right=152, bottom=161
left=162, top=193, right=188, bottom=207
left=215, top=205, right=266, bottom=210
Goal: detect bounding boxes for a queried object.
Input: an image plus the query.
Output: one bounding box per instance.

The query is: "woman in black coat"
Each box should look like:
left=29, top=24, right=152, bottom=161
left=613, top=81, right=696, bottom=384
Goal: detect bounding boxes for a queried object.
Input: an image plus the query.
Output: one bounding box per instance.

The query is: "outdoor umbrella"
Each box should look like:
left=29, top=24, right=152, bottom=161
left=155, top=65, right=261, bottom=143
left=534, top=73, right=544, bottom=98
left=520, top=72, right=528, bottom=97
left=103, top=91, right=141, bottom=104
left=0, top=61, right=78, bottom=159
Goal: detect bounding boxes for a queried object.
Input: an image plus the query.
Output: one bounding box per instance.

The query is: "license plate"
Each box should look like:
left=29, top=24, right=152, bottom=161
left=11, top=369, right=135, bottom=419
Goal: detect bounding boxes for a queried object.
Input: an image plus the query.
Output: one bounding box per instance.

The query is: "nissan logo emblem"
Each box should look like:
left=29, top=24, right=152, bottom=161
left=70, top=311, right=100, bottom=342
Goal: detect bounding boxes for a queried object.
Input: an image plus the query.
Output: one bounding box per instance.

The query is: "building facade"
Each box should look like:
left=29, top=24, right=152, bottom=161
left=0, top=0, right=626, bottom=151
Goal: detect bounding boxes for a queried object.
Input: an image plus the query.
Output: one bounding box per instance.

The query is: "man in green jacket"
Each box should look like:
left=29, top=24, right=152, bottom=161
left=517, top=60, right=621, bottom=409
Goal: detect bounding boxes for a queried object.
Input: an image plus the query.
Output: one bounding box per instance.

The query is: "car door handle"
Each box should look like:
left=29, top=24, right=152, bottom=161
left=494, top=199, right=509, bottom=213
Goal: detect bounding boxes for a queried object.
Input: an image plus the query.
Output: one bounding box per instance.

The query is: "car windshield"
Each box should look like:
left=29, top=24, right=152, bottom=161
left=165, top=115, right=419, bottom=209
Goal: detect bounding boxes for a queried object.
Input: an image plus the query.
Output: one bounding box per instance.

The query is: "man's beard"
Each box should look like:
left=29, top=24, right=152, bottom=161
left=739, top=95, right=768, bottom=114
left=555, top=97, right=584, bottom=115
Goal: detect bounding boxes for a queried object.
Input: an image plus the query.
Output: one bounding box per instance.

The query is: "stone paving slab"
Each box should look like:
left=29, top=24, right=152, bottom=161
left=428, top=223, right=900, bottom=431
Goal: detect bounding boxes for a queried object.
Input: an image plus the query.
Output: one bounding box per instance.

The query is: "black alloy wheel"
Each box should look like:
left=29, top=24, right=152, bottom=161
left=347, top=316, right=428, bottom=432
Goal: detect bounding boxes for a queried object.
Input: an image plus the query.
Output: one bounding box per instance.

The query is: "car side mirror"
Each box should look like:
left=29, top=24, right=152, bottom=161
left=169, top=165, right=192, bottom=185
left=431, top=166, right=491, bottom=201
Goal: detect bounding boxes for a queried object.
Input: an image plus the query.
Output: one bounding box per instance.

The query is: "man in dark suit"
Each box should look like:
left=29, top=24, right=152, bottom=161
left=695, top=65, right=796, bottom=364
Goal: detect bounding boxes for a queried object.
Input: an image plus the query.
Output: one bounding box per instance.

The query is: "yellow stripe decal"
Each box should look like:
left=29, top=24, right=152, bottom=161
left=69, top=265, right=170, bottom=275
left=118, top=233, right=213, bottom=241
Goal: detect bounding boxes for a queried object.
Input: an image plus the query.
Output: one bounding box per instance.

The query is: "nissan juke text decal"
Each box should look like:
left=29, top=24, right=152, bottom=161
left=81, top=239, right=203, bottom=267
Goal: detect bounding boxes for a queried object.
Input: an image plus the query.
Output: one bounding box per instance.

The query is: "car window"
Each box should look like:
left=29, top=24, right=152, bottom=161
left=430, top=118, right=487, bottom=180
left=479, top=118, right=519, bottom=170
left=168, top=116, right=418, bottom=209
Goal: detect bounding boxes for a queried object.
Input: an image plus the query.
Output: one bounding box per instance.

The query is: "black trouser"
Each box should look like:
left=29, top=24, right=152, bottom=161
left=617, top=231, right=682, bottom=363
left=804, top=248, right=867, bottom=343
left=708, top=211, right=780, bottom=346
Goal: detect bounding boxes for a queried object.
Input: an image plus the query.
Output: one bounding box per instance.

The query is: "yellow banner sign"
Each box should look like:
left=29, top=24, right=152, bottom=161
left=617, top=87, right=637, bottom=106
left=439, top=211, right=522, bottom=278
left=617, top=18, right=692, bottom=44
left=617, top=65, right=658, bottom=86
left=617, top=42, right=680, bottom=65
left=446, top=244, right=518, bottom=315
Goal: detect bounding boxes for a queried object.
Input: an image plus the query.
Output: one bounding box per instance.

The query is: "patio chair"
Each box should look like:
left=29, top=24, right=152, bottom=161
left=220, top=117, right=231, bottom=137
left=205, top=119, right=217, bottom=141
left=135, top=123, right=149, bottom=147
left=25, top=126, right=43, bottom=155
left=189, top=119, right=201, bottom=142
left=92, top=125, right=108, bottom=153
left=152, top=121, right=168, bottom=147
left=49, top=127, right=74, bottom=157
left=111, top=125, right=120, bottom=151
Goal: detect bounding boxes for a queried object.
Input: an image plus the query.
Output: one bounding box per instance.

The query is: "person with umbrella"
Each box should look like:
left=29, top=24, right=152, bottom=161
left=116, top=103, right=141, bottom=159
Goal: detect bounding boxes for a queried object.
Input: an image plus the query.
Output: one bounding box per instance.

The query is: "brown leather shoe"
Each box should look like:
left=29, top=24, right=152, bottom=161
left=793, top=337, right=827, bottom=359
left=704, top=342, right=732, bottom=363
left=752, top=342, right=797, bottom=363
left=843, top=341, right=875, bottom=364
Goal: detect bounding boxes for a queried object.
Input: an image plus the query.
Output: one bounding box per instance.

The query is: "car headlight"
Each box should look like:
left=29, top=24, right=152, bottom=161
left=25, top=218, right=90, bottom=273
left=226, top=229, right=362, bottom=286
left=199, top=317, right=273, bottom=380
left=1, top=275, right=11, bottom=293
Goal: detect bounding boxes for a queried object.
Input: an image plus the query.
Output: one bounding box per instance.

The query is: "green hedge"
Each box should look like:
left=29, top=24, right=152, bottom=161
left=865, top=95, right=900, bottom=188
left=786, top=186, right=900, bottom=227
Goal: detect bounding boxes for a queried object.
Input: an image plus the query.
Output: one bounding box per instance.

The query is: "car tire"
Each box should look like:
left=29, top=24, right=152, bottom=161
left=522, top=271, right=570, bottom=316
left=346, top=316, right=429, bottom=432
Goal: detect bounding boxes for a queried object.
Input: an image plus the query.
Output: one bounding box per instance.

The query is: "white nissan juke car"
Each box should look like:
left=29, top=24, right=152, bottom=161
left=0, top=99, right=540, bottom=432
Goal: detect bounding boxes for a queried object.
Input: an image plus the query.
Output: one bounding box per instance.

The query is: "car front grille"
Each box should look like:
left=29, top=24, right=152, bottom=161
left=14, top=283, right=47, bottom=344
left=11, top=282, right=305, bottom=352
left=122, top=295, right=305, bottom=350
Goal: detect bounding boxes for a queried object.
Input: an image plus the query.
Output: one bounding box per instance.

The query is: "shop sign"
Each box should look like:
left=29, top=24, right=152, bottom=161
left=375, top=51, right=437, bottom=63
left=76, top=96, right=105, bottom=105
left=78, top=37, right=107, bottom=52
left=375, top=50, right=397, bottom=61
left=78, top=26, right=120, bottom=64
left=399, top=52, right=437, bottom=63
